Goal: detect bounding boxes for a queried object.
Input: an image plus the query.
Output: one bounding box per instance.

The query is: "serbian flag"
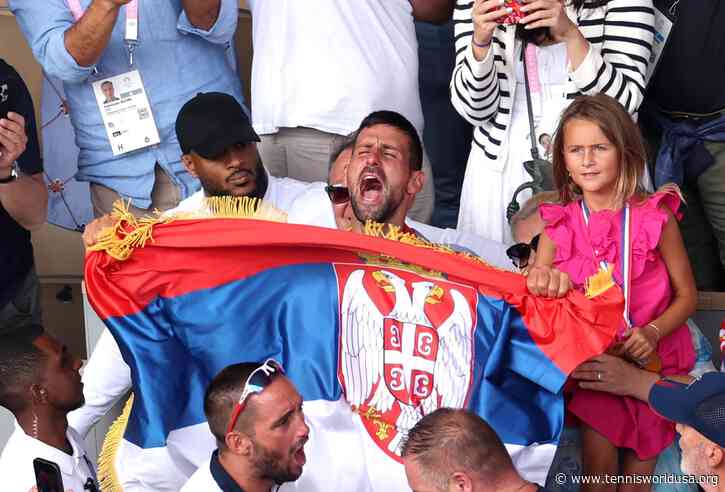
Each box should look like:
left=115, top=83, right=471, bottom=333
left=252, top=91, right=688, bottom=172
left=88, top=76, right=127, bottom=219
left=84, top=204, right=621, bottom=491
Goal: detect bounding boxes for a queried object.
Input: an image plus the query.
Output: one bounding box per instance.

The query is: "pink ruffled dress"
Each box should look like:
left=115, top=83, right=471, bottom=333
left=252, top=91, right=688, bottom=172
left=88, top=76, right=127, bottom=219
left=540, top=192, right=695, bottom=460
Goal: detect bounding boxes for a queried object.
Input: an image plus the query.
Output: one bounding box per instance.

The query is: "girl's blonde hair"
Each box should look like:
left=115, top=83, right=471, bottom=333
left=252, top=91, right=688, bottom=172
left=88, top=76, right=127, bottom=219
left=551, top=94, right=647, bottom=205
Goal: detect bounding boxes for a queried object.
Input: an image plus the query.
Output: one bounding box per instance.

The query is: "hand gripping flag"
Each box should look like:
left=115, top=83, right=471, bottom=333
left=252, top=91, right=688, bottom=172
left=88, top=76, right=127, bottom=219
left=84, top=199, right=622, bottom=491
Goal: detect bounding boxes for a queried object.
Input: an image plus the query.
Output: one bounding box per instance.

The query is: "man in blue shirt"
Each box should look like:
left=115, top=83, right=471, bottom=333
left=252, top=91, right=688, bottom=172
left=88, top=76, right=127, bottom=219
left=9, top=0, right=245, bottom=217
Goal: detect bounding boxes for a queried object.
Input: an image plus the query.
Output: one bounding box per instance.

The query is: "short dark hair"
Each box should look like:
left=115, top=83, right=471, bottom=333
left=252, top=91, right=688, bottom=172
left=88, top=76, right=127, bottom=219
left=0, top=324, right=46, bottom=413
left=101, top=81, right=113, bottom=88
left=354, top=111, right=423, bottom=171
left=204, top=362, right=264, bottom=449
left=329, top=131, right=358, bottom=174
left=401, top=408, right=515, bottom=490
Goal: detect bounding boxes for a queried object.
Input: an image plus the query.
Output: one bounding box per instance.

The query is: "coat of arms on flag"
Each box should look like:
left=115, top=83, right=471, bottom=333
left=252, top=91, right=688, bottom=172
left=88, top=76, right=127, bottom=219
left=84, top=199, right=623, bottom=491
left=338, top=264, right=477, bottom=460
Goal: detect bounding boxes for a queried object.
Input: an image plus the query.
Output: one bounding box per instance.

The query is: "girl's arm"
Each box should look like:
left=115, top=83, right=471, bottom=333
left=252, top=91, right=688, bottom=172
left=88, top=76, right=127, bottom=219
left=623, top=209, right=697, bottom=361
left=526, top=231, right=572, bottom=297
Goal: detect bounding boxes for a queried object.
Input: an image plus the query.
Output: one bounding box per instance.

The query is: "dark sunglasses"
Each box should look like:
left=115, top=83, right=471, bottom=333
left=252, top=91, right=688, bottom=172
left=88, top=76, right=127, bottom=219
left=506, top=233, right=540, bottom=270
left=324, top=185, right=350, bottom=205
left=226, top=358, right=285, bottom=434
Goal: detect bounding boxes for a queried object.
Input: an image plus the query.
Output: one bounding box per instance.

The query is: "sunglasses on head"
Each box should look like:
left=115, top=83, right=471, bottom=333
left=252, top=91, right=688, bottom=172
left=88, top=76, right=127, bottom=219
left=506, top=233, right=540, bottom=270
left=324, top=185, right=350, bottom=205
left=226, top=358, right=285, bottom=434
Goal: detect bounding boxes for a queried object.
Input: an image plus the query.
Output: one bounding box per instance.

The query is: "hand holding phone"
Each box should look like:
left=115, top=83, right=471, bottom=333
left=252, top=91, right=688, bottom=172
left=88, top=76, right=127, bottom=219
left=0, top=112, right=28, bottom=171
left=471, top=0, right=511, bottom=48
left=499, top=0, right=525, bottom=24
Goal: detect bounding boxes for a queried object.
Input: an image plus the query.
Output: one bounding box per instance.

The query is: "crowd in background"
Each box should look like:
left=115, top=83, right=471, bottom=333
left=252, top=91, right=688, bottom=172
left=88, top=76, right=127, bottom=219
left=1, top=0, right=725, bottom=491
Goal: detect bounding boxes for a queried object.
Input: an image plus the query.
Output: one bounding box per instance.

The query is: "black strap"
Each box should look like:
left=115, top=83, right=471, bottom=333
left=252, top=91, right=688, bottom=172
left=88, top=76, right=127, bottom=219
left=521, top=41, right=541, bottom=161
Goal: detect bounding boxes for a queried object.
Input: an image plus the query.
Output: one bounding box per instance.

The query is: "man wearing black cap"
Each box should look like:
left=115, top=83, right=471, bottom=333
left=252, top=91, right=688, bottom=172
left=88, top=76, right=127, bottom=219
left=71, top=92, right=317, bottom=491
left=649, top=373, right=725, bottom=491
left=168, top=91, right=311, bottom=216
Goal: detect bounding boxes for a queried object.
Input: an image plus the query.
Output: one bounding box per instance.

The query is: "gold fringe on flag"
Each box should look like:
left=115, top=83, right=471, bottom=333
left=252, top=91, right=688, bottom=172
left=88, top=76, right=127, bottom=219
left=362, top=220, right=494, bottom=269
left=97, top=394, right=134, bottom=492
left=88, top=197, right=287, bottom=261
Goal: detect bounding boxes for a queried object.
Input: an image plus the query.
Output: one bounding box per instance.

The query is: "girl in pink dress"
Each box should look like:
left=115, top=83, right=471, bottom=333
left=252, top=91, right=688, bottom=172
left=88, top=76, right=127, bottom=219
left=529, top=94, right=696, bottom=490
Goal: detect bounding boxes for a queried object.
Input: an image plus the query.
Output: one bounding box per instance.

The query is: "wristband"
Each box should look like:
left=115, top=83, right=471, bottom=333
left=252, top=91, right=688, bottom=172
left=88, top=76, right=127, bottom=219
left=472, top=36, right=492, bottom=48
left=0, top=162, right=18, bottom=184
left=646, top=322, right=661, bottom=341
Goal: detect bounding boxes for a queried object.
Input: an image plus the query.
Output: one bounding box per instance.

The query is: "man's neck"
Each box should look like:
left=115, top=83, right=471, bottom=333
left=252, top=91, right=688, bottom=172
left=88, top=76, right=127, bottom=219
left=16, top=410, right=71, bottom=455
left=351, top=210, right=408, bottom=235
left=218, top=451, right=275, bottom=492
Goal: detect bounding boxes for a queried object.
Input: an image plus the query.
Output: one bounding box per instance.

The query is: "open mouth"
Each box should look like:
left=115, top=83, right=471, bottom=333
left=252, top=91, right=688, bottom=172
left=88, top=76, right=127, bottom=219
left=292, top=440, right=307, bottom=467
left=359, top=173, right=384, bottom=204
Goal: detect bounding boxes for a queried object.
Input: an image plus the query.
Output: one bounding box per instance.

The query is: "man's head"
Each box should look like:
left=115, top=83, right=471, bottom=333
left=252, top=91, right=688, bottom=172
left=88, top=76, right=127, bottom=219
left=176, top=92, right=267, bottom=200
left=401, top=408, right=523, bottom=492
left=346, top=111, right=424, bottom=228
left=204, top=361, right=309, bottom=485
left=508, top=191, right=560, bottom=270
left=101, top=81, right=115, bottom=101
left=649, top=374, right=725, bottom=485
left=0, top=325, right=84, bottom=417
left=327, top=134, right=356, bottom=230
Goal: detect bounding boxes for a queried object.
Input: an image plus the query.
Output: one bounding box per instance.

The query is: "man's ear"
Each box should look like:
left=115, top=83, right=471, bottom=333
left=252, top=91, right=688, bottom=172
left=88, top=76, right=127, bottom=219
left=224, top=431, right=254, bottom=456
left=706, top=443, right=724, bottom=469
left=406, top=170, right=425, bottom=196
left=30, top=384, right=47, bottom=405
left=448, top=471, right=474, bottom=492
left=181, top=154, right=198, bottom=177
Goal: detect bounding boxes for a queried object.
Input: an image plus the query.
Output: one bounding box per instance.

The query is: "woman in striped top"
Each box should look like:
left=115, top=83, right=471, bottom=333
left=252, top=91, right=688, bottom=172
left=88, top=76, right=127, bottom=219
left=450, top=0, right=654, bottom=243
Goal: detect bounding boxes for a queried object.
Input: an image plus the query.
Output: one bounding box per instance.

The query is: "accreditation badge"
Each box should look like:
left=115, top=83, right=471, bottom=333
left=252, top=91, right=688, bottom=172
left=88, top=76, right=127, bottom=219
left=92, top=70, right=160, bottom=156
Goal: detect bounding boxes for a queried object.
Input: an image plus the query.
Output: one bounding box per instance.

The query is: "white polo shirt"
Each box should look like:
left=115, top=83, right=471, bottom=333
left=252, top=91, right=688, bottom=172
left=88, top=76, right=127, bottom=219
left=287, top=185, right=514, bottom=270
left=0, top=421, right=96, bottom=492
left=166, top=174, right=313, bottom=217
left=179, top=458, right=222, bottom=492
left=247, top=0, right=424, bottom=136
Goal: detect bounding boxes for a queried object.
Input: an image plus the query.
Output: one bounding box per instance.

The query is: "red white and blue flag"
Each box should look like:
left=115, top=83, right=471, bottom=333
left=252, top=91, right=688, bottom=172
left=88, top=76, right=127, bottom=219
left=85, top=216, right=621, bottom=490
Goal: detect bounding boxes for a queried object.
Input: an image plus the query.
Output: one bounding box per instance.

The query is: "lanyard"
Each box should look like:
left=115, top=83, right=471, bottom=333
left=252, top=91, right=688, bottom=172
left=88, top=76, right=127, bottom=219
left=581, top=200, right=632, bottom=329
left=66, top=0, right=139, bottom=66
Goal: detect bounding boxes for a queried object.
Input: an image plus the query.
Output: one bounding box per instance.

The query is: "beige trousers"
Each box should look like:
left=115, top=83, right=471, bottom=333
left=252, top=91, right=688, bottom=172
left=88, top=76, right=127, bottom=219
left=90, top=164, right=182, bottom=218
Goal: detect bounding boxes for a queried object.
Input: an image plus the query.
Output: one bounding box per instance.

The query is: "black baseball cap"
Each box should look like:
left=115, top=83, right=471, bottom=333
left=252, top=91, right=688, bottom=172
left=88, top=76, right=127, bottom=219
left=649, top=372, right=725, bottom=447
left=175, top=92, right=260, bottom=159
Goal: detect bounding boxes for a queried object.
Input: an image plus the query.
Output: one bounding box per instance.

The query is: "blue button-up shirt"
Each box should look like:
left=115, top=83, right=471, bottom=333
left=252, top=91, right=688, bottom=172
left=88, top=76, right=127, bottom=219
left=9, top=0, right=245, bottom=208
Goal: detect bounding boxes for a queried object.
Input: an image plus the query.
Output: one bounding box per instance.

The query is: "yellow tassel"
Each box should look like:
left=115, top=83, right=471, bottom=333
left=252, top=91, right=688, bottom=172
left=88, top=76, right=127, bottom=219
left=88, top=197, right=288, bottom=261
left=201, top=196, right=288, bottom=223
left=88, top=200, right=165, bottom=261
left=97, top=394, right=134, bottom=492
left=585, top=264, right=616, bottom=298
left=362, top=220, right=503, bottom=271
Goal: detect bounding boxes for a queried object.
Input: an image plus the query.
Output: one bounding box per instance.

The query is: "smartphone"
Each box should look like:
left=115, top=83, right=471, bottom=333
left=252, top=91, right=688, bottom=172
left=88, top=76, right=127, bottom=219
left=499, top=0, right=525, bottom=24
left=33, top=458, right=64, bottom=492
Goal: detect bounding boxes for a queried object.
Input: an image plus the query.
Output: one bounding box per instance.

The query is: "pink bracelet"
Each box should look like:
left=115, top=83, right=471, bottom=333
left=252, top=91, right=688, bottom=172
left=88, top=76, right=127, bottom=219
left=472, top=37, right=492, bottom=48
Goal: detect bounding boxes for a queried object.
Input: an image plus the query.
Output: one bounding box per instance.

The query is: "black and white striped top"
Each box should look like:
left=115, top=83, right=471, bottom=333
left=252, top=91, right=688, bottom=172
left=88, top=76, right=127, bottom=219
left=450, top=0, right=655, bottom=161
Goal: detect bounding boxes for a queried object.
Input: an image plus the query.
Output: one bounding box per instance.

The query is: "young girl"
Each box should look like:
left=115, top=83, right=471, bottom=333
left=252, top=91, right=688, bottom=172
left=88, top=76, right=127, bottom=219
left=529, top=94, right=696, bottom=490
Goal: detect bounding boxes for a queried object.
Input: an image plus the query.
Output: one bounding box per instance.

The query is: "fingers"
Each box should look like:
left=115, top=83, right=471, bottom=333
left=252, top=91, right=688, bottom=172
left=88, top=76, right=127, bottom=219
left=526, top=268, right=547, bottom=296
left=4, top=111, right=26, bottom=127
left=571, top=368, right=599, bottom=381
left=556, top=271, right=571, bottom=298
left=474, top=0, right=512, bottom=23
left=0, top=115, right=28, bottom=166
left=0, top=116, right=27, bottom=145
left=578, top=381, right=608, bottom=391
left=83, top=215, right=115, bottom=248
